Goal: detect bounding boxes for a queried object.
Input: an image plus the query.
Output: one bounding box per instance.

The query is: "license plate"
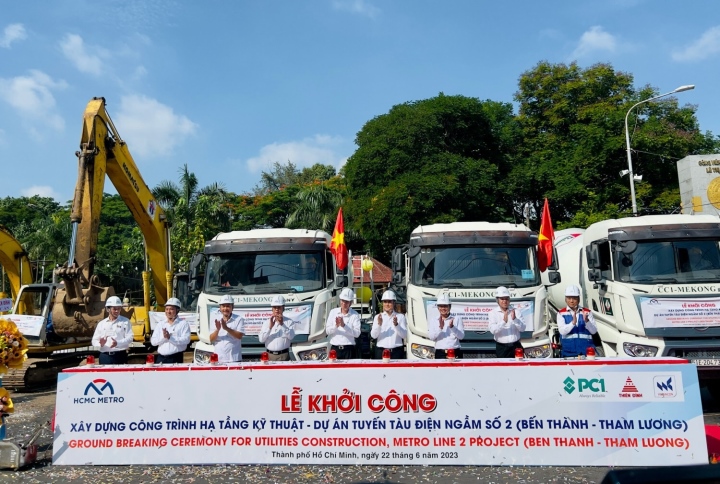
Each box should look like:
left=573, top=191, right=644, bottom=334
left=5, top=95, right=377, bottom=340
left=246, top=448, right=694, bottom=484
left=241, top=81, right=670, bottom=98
left=693, top=359, right=720, bottom=367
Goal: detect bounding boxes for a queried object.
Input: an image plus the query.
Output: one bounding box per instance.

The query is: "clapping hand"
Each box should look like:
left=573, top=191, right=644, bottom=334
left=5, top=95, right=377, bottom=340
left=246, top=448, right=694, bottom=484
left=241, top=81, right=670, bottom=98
left=510, top=308, right=516, bottom=320
left=378, top=314, right=383, bottom=325
left=215, top=319, right=222, bottom=331
left=393, top=316, right=398, bottom=326
left=99, top=336, right=107, bottom=346
left=335, top=315, right=343, bottom=327
left=438, top=316, right=444, bottom=330
left=163, top=327, right=171, bottom=339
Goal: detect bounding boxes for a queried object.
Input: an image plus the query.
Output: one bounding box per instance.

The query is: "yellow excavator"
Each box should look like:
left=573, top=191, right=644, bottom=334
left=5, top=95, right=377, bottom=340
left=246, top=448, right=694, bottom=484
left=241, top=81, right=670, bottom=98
left=0, top=226, right=33, bottom=308
left=6, top=97, right=179, bottom=389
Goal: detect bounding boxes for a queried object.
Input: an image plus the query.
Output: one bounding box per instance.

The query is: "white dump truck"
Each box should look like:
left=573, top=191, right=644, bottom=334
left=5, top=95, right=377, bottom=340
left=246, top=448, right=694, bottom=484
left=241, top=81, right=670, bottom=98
left=547, top=214, right=720, bottom=374
left=391, top=222, right=561, bottom=359
left=191, top=228, right=345, bottom=362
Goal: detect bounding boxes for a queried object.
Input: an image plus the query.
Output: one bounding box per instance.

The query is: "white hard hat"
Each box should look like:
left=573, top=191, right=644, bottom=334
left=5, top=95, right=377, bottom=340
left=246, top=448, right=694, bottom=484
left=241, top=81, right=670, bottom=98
left=271, top=295, right=286, bottom=307
left=339, top=288, right=355, bottom=302
left=381, top=290, right=396, bottom=301
left=436, top=293, right=451, bottom=305
left=565, top=285, right=581, bottom=297
left=219, top=295, right=235, bottom=306
left=495, top=286, right=511, bottom=298
left=165, top=297, right=182, bottom=308
left=105, top=296, right=123, bottom=307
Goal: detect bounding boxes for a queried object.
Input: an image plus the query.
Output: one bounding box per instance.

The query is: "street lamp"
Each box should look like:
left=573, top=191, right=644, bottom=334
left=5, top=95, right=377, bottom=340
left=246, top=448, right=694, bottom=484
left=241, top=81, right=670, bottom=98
left=624, top=84, right=695, bottom=215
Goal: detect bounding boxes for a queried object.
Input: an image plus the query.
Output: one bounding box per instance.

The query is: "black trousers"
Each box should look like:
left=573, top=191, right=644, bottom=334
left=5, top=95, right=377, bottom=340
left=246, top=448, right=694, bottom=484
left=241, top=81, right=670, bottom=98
left=99, top=351, right=128, bottom=365
left=374, top=346, right=405, bottom=360
left=330, top=345, right=356, bottom=360
left=496, top=340, right=523, bottom=358
left=156, top=352, right=184, bottom=364
left=434, top=348, right=463, bottom=359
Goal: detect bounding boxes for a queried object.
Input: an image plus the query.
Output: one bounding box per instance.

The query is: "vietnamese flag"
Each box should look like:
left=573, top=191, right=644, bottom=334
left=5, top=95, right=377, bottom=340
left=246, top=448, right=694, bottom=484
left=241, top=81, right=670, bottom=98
left=330, top=207, right=348, bottom=270
left=537, top=198, right=555, bottom=272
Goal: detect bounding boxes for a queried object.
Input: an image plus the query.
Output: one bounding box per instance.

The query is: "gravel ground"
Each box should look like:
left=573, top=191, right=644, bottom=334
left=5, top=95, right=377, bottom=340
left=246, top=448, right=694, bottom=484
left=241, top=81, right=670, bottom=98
left=6, top=385, right=720, bottom=483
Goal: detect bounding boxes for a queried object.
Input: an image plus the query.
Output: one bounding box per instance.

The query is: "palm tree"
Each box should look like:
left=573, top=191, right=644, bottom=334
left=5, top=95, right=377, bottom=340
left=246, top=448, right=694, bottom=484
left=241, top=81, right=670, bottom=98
left=286, top=183, right=344, bottom=232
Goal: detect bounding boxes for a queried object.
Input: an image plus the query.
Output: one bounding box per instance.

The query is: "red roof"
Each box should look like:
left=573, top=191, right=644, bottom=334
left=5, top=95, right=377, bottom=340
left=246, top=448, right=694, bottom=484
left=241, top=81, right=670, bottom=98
left=351, top=256, right=392, bottom=284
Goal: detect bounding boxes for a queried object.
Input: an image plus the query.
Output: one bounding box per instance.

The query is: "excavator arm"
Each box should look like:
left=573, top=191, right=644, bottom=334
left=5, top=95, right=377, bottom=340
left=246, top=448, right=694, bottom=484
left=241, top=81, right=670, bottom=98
left=0, top=226, right=33, bottom=301
left=52, top=97, right=173, bottom=337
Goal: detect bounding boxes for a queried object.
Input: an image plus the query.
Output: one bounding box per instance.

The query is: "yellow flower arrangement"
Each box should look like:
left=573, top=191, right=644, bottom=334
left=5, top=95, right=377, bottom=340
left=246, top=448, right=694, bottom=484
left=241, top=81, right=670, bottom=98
left=0, top=319, right=28, bottom=373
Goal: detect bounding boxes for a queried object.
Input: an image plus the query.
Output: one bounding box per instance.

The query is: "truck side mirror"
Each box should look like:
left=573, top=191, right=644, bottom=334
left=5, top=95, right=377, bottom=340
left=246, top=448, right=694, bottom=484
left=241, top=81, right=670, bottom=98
left=189, top=253, right=205, bottom=279
left=335, top=275, right=348, bottom=288
left=588, top=269, right=603, bottom=282
left=586, top=244, right=601, bottom=269
left=549, top=248, right=560, bottom=271
left=547, top=271, right=561, bottom=284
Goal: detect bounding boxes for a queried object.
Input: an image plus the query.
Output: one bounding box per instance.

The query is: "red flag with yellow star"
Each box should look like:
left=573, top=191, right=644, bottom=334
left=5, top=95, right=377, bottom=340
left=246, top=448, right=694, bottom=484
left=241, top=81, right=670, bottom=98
left=330, top=207, right=348, bottom=270
left=537, top=198, right=555, bottom=272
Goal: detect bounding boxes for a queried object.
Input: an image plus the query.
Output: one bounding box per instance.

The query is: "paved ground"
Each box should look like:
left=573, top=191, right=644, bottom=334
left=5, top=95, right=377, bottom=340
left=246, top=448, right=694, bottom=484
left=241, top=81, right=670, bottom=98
left=5, top=382, right=720, bottom=483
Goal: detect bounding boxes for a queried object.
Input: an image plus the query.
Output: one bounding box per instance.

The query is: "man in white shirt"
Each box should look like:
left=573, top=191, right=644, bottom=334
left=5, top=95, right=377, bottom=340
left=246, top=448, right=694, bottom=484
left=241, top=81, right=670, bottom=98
left=91, top=296, right=133, bottom=364
left=326, top=288, right=361, bottom=359
left=488, top=286, right=525, bottom=358
left=428, top=293, right=465, bottom=359
left=150, top=297, right=191, bottom=364
left=371, top=290, right=407, bottom=359
left=209, top=295, right=245, bottom=363
left=259, top=295, right=295, bottom=361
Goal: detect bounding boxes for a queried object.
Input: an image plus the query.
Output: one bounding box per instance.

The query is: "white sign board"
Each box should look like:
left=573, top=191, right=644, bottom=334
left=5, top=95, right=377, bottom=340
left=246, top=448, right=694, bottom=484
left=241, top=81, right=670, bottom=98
left=203, top=305, right=312, bottom=336
left=53, top=358, right=705, bottom=466
left=425, top=300, right=534, bottom=332
left=0, top=298, right=12, bottom=312
left=640, top=296, right=720, bottom=328
left=6, top=314, right=44, bottom=337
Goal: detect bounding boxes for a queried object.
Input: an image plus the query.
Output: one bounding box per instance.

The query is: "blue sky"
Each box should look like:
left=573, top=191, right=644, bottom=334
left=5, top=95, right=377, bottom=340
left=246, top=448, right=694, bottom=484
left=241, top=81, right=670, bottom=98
left=1, top=0, right=719, bottom=204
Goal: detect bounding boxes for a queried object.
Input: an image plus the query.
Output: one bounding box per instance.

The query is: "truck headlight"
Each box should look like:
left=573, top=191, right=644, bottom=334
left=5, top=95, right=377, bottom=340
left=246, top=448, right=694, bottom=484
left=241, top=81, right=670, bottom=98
left=524, top=344, right=552, bottom=359
left=298, top=348, right=327, bottom=361
left=194, top=349, right=213, bottom=364
left=623, top=343, right=658, bottom=357
left=411, top=343, right=434, bottom=359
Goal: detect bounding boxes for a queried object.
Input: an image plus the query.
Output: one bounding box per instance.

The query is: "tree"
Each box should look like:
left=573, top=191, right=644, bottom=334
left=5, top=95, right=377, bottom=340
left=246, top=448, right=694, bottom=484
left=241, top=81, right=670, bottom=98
left=343, top=93, right=516, bottom=259
left=511, top=61, right=718, bottom=226
left=286, top=181, right=344, bottom=233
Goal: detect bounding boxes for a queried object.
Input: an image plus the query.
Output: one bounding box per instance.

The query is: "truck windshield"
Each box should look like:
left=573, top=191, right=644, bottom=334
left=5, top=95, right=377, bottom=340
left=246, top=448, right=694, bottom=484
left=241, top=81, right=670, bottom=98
left=410, top=246, right=540, bottom=288
left=613, top=240, right=720, bottom=283
left=204, top=252, right=324, bottom=295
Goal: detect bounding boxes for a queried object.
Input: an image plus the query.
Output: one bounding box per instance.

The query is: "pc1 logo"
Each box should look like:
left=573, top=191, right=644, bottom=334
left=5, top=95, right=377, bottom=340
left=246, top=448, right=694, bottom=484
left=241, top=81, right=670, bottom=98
left=563, top=377, right=606, bottom=395
left=73, top=379, right=125, bottom=404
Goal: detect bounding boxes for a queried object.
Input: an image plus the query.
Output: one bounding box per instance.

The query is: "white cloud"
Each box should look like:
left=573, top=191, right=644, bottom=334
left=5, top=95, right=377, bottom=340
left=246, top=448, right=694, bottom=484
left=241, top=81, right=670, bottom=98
left=672, top=26, right=720, bottom=62
left=571, top=26, right=618, bottom=59
left=332, top=0, right=380, bottom=19
left=21, top=185, right=60, bottom=199
left=0, top=70, right=67, bottom=132
left=0, top=23, right=27, bottom=48
left=60, top=34, right=107, bottom=76
left=114, top=94, right=198, bottom=157
left=245, top=135, right=349, bottom=173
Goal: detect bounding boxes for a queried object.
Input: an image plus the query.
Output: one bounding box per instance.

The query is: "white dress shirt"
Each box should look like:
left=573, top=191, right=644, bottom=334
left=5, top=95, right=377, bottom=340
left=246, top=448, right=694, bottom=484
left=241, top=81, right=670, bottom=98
left=150, top=317, right=191, bottom=356
left=488, top=306, right=525, bottom=344
left=259, top=316, right=295, bottom=352
left=370, top=311, right=407, bottom=349
left=213, top=314, right=245, bottom=363
left=326, top=307, right=361, bottom=346
left=92, top=316, right=133, bottom=352
left=428, top=316, right=465, bottom=350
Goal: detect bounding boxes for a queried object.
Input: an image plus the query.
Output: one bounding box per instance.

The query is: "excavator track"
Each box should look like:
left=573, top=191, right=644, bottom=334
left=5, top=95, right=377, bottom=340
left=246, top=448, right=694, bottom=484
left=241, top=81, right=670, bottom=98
left=3, top=355, right=86, bottom=392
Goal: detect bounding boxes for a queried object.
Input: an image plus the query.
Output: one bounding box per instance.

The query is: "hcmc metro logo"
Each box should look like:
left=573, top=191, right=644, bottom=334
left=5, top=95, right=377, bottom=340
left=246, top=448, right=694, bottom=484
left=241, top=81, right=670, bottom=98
left=84, top=379, right=114, bottom=396
left=74, top=379, right=124, bottom=405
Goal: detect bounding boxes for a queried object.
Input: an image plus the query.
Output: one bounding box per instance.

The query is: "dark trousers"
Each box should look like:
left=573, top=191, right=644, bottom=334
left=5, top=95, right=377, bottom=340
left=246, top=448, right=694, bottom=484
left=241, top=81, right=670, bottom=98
left=99, top=351, right=128, bottom=365
left=374, top=346, right=405, bottom=360
left=495, top=340, right=523, bottom=358
left=434, top=348, right=463, bottom=359
left=331, top=345, right=356, bottom=360
left=156, top=352, right=184, bottom=364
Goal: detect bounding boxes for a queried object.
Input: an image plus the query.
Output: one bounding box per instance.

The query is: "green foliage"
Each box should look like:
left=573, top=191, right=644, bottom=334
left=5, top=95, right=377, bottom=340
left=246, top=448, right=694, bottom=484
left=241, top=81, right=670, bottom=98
left=343, top=93, right=514, bottom=259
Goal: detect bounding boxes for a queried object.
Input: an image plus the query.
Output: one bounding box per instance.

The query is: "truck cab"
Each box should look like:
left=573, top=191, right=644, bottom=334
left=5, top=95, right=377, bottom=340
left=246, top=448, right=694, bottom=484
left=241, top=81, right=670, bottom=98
left=392, top=222, right=559, bottom=359
left=548, top=214, right=720, bottom=373
left=193, top=228, right=344, bottom=362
